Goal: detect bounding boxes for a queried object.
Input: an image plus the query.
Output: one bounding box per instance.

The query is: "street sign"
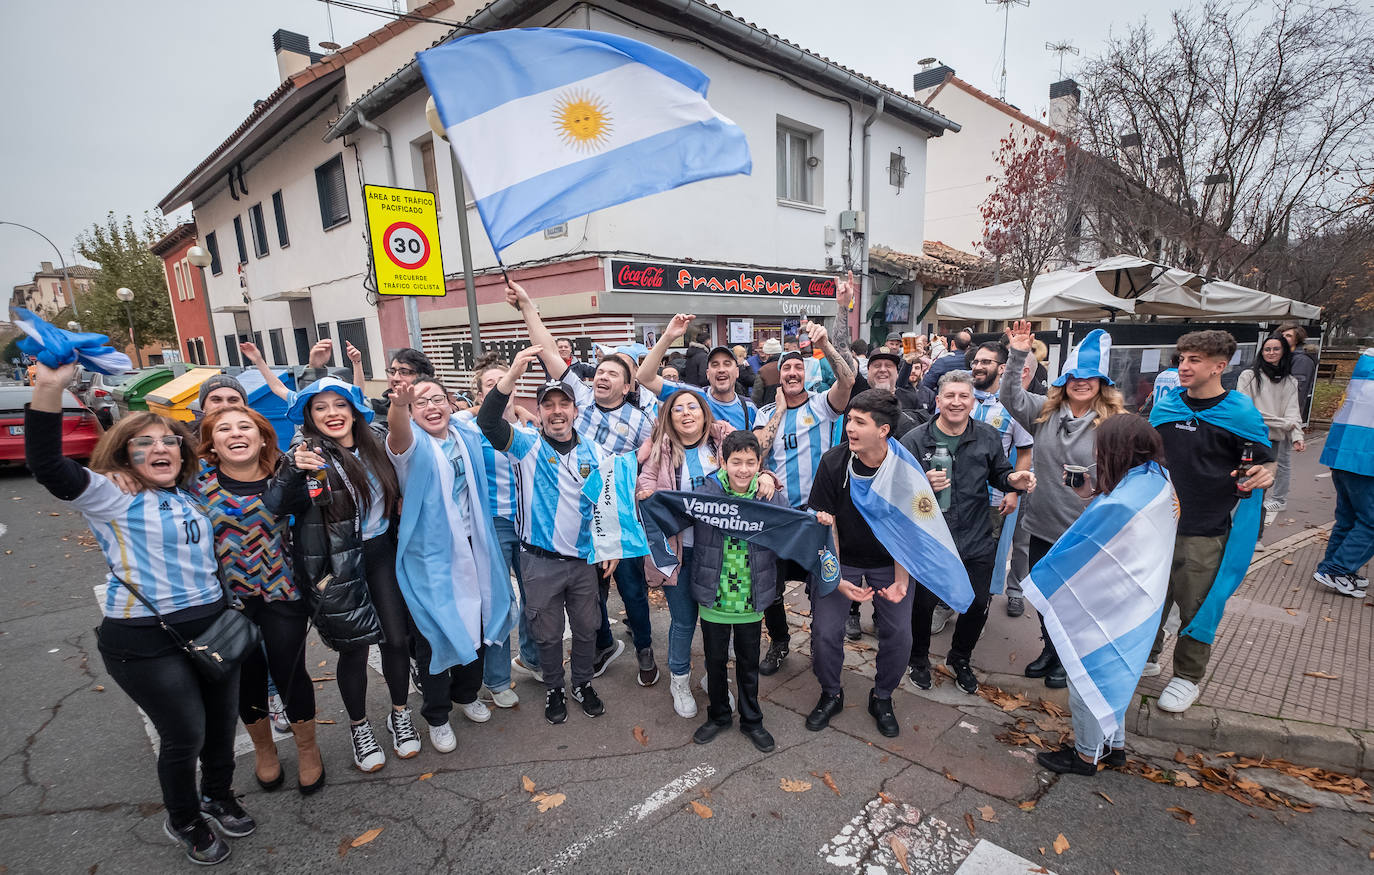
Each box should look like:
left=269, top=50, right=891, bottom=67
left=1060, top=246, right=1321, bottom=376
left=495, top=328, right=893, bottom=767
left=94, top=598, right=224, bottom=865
left=364, top=184, right=446, bottom=296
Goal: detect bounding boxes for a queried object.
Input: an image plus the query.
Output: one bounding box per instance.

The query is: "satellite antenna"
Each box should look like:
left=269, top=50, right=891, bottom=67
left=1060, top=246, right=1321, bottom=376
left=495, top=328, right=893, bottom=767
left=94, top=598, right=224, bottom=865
left=1044, top=41, right=1080, bottom=79
left=986, top=0, right=1029, bottom=101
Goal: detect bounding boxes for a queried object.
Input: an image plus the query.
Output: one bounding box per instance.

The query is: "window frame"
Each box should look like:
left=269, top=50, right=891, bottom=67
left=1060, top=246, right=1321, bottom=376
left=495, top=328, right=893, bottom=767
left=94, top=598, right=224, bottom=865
left=268, top=328, right=286, bottom=366
left=271, top=190, right=290, bottom=248
left=314, top=155, right=351, bottom=231
left=248, top=202, right=270, bottom=258
left=775, top=121, right=818, bottom=205
left=204, top=232, right=223, bottom=275
left=232, top=216, right=248, bottom=265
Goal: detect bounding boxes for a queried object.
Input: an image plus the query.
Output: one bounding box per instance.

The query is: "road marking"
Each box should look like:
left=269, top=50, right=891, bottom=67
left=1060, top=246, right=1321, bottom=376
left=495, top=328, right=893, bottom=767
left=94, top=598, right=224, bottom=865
left=820, top=796, right=972, bottom=874
left=531, top=763, right=716, bottom=874
left=0, top=522, right=8, bottom=538
left=954, top=840, right=1055, bottom=874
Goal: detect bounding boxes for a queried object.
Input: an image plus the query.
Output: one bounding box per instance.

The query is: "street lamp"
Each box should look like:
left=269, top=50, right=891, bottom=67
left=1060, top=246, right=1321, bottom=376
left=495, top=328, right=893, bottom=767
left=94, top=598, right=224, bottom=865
left=0, top=220, right=79, bottom=316
left=116, top=287, right=142, bottom=368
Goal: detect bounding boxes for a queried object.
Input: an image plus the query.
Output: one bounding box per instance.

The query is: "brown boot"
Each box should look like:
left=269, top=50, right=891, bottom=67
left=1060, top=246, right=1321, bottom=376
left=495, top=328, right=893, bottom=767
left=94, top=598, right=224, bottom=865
left=245, top=717, right=283, bottom=791
left=292, top=719, right=326, bottom=796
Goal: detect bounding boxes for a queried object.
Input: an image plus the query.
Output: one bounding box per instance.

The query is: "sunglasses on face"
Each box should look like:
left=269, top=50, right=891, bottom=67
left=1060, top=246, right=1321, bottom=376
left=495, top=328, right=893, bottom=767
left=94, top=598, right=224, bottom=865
left=128, top=435, right=183, bottom=450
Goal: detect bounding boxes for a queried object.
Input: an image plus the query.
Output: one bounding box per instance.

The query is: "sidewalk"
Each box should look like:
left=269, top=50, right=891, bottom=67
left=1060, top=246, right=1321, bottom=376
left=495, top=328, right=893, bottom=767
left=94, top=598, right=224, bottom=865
left=784, top=430, right=1374, bottom=776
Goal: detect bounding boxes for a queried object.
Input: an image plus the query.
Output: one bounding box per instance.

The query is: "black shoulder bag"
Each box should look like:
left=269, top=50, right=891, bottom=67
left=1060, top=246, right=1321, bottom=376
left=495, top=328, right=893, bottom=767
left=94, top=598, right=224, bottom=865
left=118, top=575, right=262, bottom=684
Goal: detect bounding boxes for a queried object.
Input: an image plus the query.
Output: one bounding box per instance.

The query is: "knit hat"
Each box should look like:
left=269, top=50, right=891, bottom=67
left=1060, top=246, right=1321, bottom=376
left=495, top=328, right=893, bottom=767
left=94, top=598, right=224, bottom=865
left=1052, top=328, right=1115, bottom=387
left=197, top=374, right=247, bottom=409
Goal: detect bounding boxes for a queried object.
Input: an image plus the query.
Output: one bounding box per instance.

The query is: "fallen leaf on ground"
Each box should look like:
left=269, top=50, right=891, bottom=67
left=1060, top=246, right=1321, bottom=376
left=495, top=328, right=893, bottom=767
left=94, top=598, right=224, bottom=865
left=1304, top=671, right=1339, bottom=679
left=1282, top=559, right=1294, bottom=565
left=315, top=718, right=336, bottom=724
left=978, top=804, right=998, bottom=822
left=780, top=778, right=812, bottom=793
left=888, top=835, right=911, bottom=873
left=1174, top=770, right=1200, bottom=788
left=1166, top=806, right=1197, bottom=825
left=964, top=812, right=977, bottom=835
left=1285, top=609, right=1298, bottom=615
left=688, top=800, right=713, bottom=818
left=318, top=660, right=327, bottom=667
left=522, top=775, right=536, bottom=793
left=810, top=770, right=842, bottom=796
left=878, top=791, right=895, bottom=804
left=418, top=772, right=433, bottom=781
left=1052, top=833, right=1069, bottom=855
left=1173, top=749, right=1187, bottom=763
left=532, top=792, right=566, bottom=812
left=1018, top=800, right=1037, bottom=811
left=351, top=828, right=383, bottom=848
left=633, top=725, right=648, bottom=746
left=93, top=685, right=104, bottom=692
left=1097, top=791, right=1114, bottom=804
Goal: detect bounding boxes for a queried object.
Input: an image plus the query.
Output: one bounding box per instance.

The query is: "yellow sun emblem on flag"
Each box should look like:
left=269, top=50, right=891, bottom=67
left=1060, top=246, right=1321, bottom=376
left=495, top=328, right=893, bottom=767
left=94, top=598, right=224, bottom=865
left=911, top=492, right=938, bottom=520
left=553, top=89, right=613, bottom=152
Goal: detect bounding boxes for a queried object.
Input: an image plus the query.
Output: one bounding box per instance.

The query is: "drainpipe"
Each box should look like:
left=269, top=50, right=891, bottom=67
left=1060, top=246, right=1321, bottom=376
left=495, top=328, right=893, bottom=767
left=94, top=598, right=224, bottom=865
left=860, top=95, right=884, bottom=341
left=357, top=111, right=423, bottom=351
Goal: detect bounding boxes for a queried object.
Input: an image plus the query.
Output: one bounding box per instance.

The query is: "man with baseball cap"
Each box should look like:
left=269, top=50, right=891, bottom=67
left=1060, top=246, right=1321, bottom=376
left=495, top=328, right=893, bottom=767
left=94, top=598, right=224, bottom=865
left=639, top=314, right=760, bottom=430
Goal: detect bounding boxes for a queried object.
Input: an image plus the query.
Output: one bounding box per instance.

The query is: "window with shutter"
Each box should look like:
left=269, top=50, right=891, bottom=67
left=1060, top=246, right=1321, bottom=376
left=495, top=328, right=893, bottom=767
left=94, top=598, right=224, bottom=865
left=249, top=203, right=269, bottom=258
left=232, top=216, right=248, bottom=264
left=315, top=156, right=350, bottom=230
left=272, top=190, right=290, bottom=247
left=205, top=232, right=222, bottom=275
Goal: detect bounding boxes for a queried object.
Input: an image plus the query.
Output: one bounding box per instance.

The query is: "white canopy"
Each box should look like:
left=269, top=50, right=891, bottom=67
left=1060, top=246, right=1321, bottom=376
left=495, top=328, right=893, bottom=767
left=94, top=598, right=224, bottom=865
left=935, top=269, right=1136, bottom=321
left=1136, top=272, right=1322, bottom=319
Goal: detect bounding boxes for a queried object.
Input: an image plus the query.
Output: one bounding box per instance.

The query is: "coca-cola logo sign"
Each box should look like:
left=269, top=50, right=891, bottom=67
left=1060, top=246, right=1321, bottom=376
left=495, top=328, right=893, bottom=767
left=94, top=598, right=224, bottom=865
left=609, top=259, right=835, bottom=299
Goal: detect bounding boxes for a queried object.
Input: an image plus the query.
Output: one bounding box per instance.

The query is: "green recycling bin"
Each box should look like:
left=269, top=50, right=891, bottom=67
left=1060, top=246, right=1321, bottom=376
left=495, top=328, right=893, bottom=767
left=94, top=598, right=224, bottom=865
left=112, top=367, right=174, bottom=417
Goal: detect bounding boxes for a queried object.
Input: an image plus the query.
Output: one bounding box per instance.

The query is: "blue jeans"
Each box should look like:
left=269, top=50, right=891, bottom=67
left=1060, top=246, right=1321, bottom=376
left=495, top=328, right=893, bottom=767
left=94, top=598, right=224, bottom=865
left=1318, top=469, right=1374, bottom=577
left=598, top=553, right=653, bottom=653
left=483, top=517, right=537, bottom=689
left=1068, top=675, right=1123, bottom=761
left=662, top=547, right=698, bottom=676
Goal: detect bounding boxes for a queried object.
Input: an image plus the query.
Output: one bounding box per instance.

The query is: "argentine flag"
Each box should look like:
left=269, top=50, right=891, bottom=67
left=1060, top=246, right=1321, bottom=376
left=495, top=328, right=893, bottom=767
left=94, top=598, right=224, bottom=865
left=849, top=439, right=974, bottom=612
left=417, top=28, right=752, bottom=252
left=1320, top=348, right=1374, bottom=477
left=1023, top=462, right=1178, bottom=744
left=11, top=307, right=132, bottom=375
left=582, top=452, right=650, bottom=563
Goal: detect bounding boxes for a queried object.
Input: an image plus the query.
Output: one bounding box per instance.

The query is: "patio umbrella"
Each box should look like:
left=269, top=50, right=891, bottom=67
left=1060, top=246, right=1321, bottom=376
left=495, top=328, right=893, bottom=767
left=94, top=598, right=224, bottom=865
left=936, top=269, right=1137, bottom=321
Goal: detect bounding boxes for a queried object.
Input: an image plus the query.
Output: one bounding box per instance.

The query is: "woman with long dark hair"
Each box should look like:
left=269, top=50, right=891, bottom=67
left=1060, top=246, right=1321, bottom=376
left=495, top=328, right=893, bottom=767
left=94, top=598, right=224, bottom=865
left=26, top=361, right=251, bottom=866
left=1238, top=334, right=1305, bottom=520
left=195, top=407, right=321, bottom=794
left=267, top=378, right=413, bottom=774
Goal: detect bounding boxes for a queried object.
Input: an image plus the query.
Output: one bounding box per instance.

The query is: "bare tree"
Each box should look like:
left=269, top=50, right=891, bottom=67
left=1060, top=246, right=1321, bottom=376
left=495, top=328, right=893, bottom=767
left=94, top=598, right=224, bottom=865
left=1070, top=0, right=1374, bottom=281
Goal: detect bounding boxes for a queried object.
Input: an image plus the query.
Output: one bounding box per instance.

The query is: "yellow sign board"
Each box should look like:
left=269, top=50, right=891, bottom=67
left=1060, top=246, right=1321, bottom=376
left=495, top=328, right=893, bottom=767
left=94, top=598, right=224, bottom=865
left=364, top=184, right=446, bottom=296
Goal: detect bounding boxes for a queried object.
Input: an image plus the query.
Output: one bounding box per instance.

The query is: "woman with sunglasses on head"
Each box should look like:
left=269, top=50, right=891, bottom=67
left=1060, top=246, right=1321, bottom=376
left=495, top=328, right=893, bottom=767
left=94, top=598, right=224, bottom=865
left=25, top=361, right=251, bottom=866
left=266, top=377, right=412, bottom=774
left=194, top=407, right=322, bottom=795
left=636, top=389, right=779, bottom=718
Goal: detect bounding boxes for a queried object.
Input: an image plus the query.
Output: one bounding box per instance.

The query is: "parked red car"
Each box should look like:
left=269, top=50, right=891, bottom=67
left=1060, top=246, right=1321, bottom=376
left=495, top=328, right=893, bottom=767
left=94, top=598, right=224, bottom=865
left=0, top=386, right=101, bottom=466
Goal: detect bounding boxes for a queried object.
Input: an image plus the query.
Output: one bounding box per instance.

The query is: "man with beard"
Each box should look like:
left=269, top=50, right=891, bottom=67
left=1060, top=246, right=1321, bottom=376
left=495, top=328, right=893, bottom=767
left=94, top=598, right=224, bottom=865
left=753, top=320, right=855, bottom=675
left=968, top=342, right=1035, bottom=618
left=639, top=313, right=760, bottom=430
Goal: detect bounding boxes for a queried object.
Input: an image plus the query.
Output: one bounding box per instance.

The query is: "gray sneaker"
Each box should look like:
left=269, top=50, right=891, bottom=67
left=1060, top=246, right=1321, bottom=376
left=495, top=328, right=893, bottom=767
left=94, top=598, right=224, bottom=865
left=636, top=647, right=660, bottom=686
left=930, top=604, right=956, bottom=635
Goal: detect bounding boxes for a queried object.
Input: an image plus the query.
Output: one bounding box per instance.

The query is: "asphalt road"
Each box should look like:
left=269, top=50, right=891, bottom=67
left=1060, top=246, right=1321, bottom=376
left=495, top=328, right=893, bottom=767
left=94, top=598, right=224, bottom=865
left=1, top=465, right=1371, bottom=874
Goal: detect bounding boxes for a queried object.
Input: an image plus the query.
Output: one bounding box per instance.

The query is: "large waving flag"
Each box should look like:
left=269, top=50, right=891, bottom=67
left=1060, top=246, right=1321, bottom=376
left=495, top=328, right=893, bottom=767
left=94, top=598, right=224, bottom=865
left=848, top=438, right=974, bottom=612
left=417, top=28, right=752, bottom=252
left=11, top=307, right=132, bottom=374
left=1023, top=462, right=1178, bottom=746
left=1320, top=348, right=1374, bottom=477
left=582, top=452, right=650, bottom=562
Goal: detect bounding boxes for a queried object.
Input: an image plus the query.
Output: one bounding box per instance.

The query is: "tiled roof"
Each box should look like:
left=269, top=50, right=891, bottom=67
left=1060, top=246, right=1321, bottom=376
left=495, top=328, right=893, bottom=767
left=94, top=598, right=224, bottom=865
left=926, top=73, right=1058, bottom=139
left=31, top=264, right=99, bottom=279
left=150, top=222, right=198, bottom=256
left=158, top=0, right=454, bottom=212
left=869, top=242, right=992, bottom=288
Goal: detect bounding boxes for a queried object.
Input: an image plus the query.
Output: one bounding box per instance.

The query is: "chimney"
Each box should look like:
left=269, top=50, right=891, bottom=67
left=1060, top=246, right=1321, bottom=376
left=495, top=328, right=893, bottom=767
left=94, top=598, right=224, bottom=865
left=1202, top=172, right=1231, bottom=225
left=406, top=0, right=430, bottom=10
left=273, top=29, right=312, bottom=82
left=913, top=63, right=956, bottom=95
left=1048, top=79, right=1080, bottom=134
left=1118, top=132, right=1142, bottom=171
left=40, top=261, right=53, bottom=273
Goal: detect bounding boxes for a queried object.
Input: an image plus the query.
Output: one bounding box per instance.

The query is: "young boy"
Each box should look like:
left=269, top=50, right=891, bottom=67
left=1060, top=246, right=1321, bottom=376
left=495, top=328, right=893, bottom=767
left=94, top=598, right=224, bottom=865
left=689, top=430, right=788, bottom=753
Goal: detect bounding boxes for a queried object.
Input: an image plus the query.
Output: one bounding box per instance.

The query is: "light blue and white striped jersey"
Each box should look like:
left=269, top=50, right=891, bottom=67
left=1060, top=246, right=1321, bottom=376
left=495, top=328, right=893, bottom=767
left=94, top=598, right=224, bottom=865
left=973, top=388, right=1034, bottom=506
left=457, top=411, right=525, bottom=523
left=355, top=452, right=388, bottom=540
left=757, top=391, right=842, bottom=509
left=636, top=387, right=661, bottom=419
left=504, top=428, right=607, bottom=559
left=561, top=371, right=654, bottom=455
left=656, top=379, right=758, bottom=430
left=679, top=440, right=720, bottom=491
left=71, top=473, right=222, bottom=619
left=1151, top=368, right=1181, bottom=408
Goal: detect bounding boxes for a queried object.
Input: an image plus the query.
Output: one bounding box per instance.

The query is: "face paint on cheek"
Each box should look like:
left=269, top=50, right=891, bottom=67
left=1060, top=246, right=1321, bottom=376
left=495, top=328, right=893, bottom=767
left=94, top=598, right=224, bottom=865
left=130, top=450, right=148, bottom=466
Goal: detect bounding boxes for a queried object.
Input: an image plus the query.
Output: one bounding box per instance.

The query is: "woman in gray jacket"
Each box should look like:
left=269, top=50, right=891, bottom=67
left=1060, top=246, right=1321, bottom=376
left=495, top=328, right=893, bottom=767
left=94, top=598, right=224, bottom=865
left=1000, top=322, right=1127, bottom=687
left=1238, top=334, right=1305, bottom=522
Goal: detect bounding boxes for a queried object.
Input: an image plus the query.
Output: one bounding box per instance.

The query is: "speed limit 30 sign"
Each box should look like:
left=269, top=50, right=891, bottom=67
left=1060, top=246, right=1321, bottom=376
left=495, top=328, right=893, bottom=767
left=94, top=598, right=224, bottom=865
left=364, top=184, right=445, bottom=296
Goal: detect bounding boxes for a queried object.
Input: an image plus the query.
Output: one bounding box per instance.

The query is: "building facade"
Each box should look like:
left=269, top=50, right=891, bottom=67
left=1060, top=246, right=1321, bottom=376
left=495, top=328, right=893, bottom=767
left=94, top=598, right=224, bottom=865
left=10, top=261, right=97, bottom=321
left=151, top=222, right=217, bottom=365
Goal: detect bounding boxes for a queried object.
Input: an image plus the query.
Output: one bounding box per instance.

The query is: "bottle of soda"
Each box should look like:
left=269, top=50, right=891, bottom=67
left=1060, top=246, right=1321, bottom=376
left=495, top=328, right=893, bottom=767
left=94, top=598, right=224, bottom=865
left=1234, top=441, right=1255, bottom=498
left=307, top=444, right=332, bottom=507
left=931, top=446, right=952, bottom=512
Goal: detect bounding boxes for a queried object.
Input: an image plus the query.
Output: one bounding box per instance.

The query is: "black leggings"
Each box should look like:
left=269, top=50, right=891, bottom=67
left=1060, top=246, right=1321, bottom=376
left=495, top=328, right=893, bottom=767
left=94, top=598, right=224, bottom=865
left=337, top=536, right=413, bottom=722
left=1029, top=536, right=1057, bottom=657
left=101, top=643, right=239, bottom=829
left=238, top=595, right=314, bottom=724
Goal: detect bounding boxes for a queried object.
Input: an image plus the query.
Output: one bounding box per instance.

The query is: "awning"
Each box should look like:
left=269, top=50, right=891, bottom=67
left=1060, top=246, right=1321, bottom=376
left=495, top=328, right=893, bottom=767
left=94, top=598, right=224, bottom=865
left=936, top=269, right=1136, bottom=320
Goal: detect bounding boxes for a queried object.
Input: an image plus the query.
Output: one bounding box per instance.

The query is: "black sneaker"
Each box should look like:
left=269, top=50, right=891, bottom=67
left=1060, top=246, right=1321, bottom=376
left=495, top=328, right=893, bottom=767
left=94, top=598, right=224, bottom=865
left=948, top=656, right=979, bottom=694
left=164, top=817, right=231, bottom=866
left=1101, top=748, right=1127, bottom=769
left=545, top=687, right=568, bottom=725
left=592, top=640, right=624, bottom=678
left=570, top=682, right=605, bottom=717
left=636, top=647, right=660, bottom=687
left=1006, top=596, right=1025, bottom=617
left=200, top=795, right=255, bottom=838
left=845, top=612, right=862, bottom=640
left=867, top=691, right=899, bottom=738
left=759, top=641, right=789, bottom=677
left=1044, top=663, right=1068, bottom=689
left=907, top=663, right=932, bottom=691
left=1036, top=745, right=1097, bottom=776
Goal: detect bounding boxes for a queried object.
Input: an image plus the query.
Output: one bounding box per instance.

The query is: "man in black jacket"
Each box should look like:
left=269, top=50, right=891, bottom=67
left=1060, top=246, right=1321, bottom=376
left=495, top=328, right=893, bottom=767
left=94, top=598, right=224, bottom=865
left=920, top=328, right=973, bottom=392
left=680, top=328, right=711, bottom=387
left=899, top=370, right=1035, bottom=694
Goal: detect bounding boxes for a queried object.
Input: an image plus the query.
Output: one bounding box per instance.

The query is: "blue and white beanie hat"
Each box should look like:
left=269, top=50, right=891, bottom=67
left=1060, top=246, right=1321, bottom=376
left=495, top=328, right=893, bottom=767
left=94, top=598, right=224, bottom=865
left=1052, top=328, right=1114, bottom=387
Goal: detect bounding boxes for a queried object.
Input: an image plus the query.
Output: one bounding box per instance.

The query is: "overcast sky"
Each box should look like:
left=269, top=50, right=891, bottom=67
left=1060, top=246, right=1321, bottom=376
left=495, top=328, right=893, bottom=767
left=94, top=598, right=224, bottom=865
left=0, top=0, right=1179, bottom=294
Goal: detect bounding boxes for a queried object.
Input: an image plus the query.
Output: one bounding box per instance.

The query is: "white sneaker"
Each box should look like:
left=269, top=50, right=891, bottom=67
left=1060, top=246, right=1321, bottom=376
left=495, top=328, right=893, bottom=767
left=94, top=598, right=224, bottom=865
left=1157, top=678, right=1200, bottom=713
left=459, top=699, right=492, bottom=723
left=350, top=720, right=386, bottom=772
left=930, top=604, right=956, bottom=635
left=267, top=693, right=291, bottom=734
left=511, top=656, right=539, bottom=678
left=1314, top=570, right=1365, bottom=598
left=429, top=721, right=457, bottom=754
left=1140, top=661, right=1162, bottom=678
left=386, top=707, right=422, bottom=759
left=479, top=685, right=520, bottom=708
left=669, top=672, right=697, bottom=718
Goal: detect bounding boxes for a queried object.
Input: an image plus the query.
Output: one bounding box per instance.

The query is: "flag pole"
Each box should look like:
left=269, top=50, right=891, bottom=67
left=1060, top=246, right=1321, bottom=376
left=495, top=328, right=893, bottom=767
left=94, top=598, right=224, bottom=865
left=446, top=146, right=483, bottom=359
